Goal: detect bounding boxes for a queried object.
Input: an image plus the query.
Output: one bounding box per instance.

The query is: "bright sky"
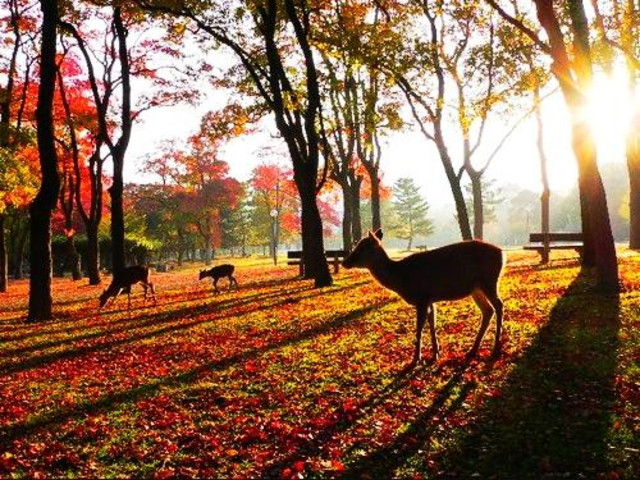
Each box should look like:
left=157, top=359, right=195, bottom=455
left=126, top=63, right=632, bottom=210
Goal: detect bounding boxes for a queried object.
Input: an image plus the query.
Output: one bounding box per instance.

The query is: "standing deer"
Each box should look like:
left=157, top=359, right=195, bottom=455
left=199, top=264, right=238, bottom=294
left=99, top=265, right=157, bottom=311
left=343, top=229, right=504, bottom=366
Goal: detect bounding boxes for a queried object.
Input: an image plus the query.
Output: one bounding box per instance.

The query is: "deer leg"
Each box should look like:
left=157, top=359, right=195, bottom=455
left=142, top=284, right=148, bottom=304
left=485, top=289, right=504, bottom=356
left=213, top=278, right=219, bottom=294
left=412, top=305, right=427, bottom=365
left=227, top=275, right=233, bottom=292
left=149, top=282, right=157, bottom=305
left=469, top=289, right=495, bottom=358
left=428, top=303, right=439, bottom=360
left=232, top=275, right=239, bottom=290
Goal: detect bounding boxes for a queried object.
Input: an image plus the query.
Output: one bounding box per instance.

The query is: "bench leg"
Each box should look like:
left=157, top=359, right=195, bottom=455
left=333, top=256, right=339, bottom=274
left=299, top=262, right=304, bottom=277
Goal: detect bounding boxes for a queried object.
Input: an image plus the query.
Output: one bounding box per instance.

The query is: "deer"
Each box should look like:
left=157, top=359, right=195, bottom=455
left=342, top=229, right=504, bottom=367
left=199, top=264, right=239, bottom=294
left=99, top=265, right=157, bottom=311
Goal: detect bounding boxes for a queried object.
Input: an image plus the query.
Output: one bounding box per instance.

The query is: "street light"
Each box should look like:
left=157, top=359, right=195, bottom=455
left=270, top=208, right=278, bottom=265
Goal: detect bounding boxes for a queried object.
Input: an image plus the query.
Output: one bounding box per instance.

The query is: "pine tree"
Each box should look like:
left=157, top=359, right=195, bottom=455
left=391, top=178, right=434, bottom=250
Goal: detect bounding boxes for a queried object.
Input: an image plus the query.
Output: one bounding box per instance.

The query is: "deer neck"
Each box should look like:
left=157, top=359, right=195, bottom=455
left=367, top=248, right=400, bottom=292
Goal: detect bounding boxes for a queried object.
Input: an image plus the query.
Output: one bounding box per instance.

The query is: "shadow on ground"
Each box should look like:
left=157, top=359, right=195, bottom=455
left=434, top=269, right=621, bottom=478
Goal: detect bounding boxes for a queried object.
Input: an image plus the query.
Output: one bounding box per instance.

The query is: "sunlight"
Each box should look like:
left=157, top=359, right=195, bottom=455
left=586, top=64, right=635, bottom=164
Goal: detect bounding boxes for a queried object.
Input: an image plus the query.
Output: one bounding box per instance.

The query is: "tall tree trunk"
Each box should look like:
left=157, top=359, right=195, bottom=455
left=534, top=81, right=551, bottom=264
left=341, top=181, right=353, bottom=251
left=369, top=172, right=382, bottom=232
left=13, top=223, right=27, bottom=280
left=627, top=80, right=640, bottom=248
left=86, top=224, right=101, bottom=285
left=470, top=173, right=484, bottom=240
left=350, top=178, right=362, bottom=242
left=628, top=140, right=640, bottom=249
left=0, top=215, right=7, bottom=293
left=109, top=6, right=132, bottom=277
left=28, top=0, right=59, bottom=322
left=531, top=0, right=618, bottom=291
left=65, top=236, right=81, bottom=280
left=298, top=184, right=331, bottom=287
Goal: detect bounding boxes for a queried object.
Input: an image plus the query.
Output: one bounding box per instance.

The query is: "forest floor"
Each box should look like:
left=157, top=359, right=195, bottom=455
left=0, top=250, right=638, bottom=479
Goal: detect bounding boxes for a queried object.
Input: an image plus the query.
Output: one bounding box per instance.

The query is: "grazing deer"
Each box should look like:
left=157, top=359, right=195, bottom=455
left=343, top=229, right=504, bottom=366
left=99, top=265, right=157, bottom=311
left=199, top=264, right=238, bottom=294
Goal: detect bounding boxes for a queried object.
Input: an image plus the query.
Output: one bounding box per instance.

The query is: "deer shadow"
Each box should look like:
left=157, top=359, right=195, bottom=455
left=433, top=269, right=621, bottom=478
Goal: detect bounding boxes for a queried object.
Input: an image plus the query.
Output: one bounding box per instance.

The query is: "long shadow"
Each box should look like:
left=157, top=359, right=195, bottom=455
left=261, top=362, right=425, bottom=477
left=436, top=269, right=621, bottom=477
left=0, top=281, right=368, bottom=376
left=0, top=300, right=392, bottom=443
left=0, top=273, right=311, bottom=329
left=0, top=281, right=320, bottom=352
left=341, top=364, right=476, bottom=478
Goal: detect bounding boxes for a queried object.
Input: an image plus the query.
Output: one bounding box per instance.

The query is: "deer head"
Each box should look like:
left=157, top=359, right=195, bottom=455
left=199, top=269, right=207, bottom=280
left=343, top=229, right=384, bottom=269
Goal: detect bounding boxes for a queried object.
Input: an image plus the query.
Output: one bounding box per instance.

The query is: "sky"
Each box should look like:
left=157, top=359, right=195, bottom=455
left=125, top=62, right=632, bottom=211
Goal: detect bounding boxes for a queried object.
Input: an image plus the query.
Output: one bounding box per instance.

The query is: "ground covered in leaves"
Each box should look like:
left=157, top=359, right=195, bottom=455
left=0, top=251, right=638, bottom=479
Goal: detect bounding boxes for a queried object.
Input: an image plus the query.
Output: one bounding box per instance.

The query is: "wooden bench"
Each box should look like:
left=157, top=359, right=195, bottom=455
left=524, top=232, right=584, bottom=259
left=287, top=249, right=348, bottom=276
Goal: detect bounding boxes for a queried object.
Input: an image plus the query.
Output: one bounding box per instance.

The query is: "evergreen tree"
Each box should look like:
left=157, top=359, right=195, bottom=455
left=391, top=178, right=434, bottom=250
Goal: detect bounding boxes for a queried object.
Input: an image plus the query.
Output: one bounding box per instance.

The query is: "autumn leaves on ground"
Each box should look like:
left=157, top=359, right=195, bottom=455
left=1, top=251, right=639, bottom=479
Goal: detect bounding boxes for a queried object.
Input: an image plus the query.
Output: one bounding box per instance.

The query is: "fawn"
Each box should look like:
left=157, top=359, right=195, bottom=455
left=199, top=264, right=239, bottom=294
left=343, top=229, right=504, bottom=366
left=99, top=265, right=157, bottom=311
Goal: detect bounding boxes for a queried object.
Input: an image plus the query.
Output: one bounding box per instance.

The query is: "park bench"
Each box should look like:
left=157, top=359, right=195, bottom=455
left=287, top=249, right=348, bottom=276
left=524, top=232, right=584, bottom=259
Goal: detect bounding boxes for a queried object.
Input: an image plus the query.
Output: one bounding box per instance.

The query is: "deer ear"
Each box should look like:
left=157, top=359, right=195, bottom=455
left=373, top=229, right=383, bottom=240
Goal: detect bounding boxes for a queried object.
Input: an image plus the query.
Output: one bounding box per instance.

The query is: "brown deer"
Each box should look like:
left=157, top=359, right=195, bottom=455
left=343, top=229, right=504, bottom=366
left=199, top=264, right=238, bottom=294
left=99, top=265, right=157, bottom=311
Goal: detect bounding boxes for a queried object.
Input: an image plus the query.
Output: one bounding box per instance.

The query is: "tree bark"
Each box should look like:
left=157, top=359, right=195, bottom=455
left=534, top=80, right=551, bottom=264
left=109, top=6, right=132, bottom=277
left=86, top=224, right=101, bottom=285
left=28, top=0, right=60, bottom=322
left=470, top=173, right=484, bottom=240
left=341, top=180, right=353, bottom=251
left=350, top=177, right=363, bottom=242
left=628, top=138, right=640, bottom=249
left=298, top=183, right=331, bottom=286
left=0, top=215, right=7, bottom=293
left=12, top=221, right=27, bottom=280
left=369, top=172, right=382, bottom=232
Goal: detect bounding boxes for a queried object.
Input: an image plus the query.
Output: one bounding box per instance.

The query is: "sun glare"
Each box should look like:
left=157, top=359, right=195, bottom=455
left=586, top=64, right=636, bottom=164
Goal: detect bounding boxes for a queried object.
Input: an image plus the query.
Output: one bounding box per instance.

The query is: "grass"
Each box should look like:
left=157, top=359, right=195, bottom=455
left=0, top=250, right=638, bottom=478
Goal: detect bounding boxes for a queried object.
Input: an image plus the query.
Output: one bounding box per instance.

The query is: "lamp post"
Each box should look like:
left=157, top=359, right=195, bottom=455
left=270, top=208, right=278, bottom=265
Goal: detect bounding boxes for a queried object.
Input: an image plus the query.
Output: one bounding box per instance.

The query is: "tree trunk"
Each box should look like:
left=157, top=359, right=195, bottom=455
left=0, top=215, right=7, bottom=293
left=13, top=224, right=27, bottom=280
left=28, top=0, right=59, bottom=322
left=341, top=181, right=353, bottom=251
left=65, top=236, right=82, bottom=280
left=470, top=173, right=484, bottom=240
left=627, top=104, right=640, bottom=248
left=369, top=172, right=382, bottom=231
left=350, top=177, right=362, bottom=242
left=298, top=183, right=331, bottom=287
left=86, top=224, right=101, bottom=285
left=534, top=81, right=551, bottom=264
left=572, top=118, right=618, bottom=290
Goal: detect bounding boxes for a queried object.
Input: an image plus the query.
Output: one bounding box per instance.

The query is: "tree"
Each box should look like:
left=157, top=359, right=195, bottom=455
left=390, top=177, right=434, bottom=250
left=488, top=0, right=619, bottom=290
left=139, top=0, right=333, bottom=287
left=28, top=0, right=60, bottom=322
left=250, top=162, right=299, bottom=264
